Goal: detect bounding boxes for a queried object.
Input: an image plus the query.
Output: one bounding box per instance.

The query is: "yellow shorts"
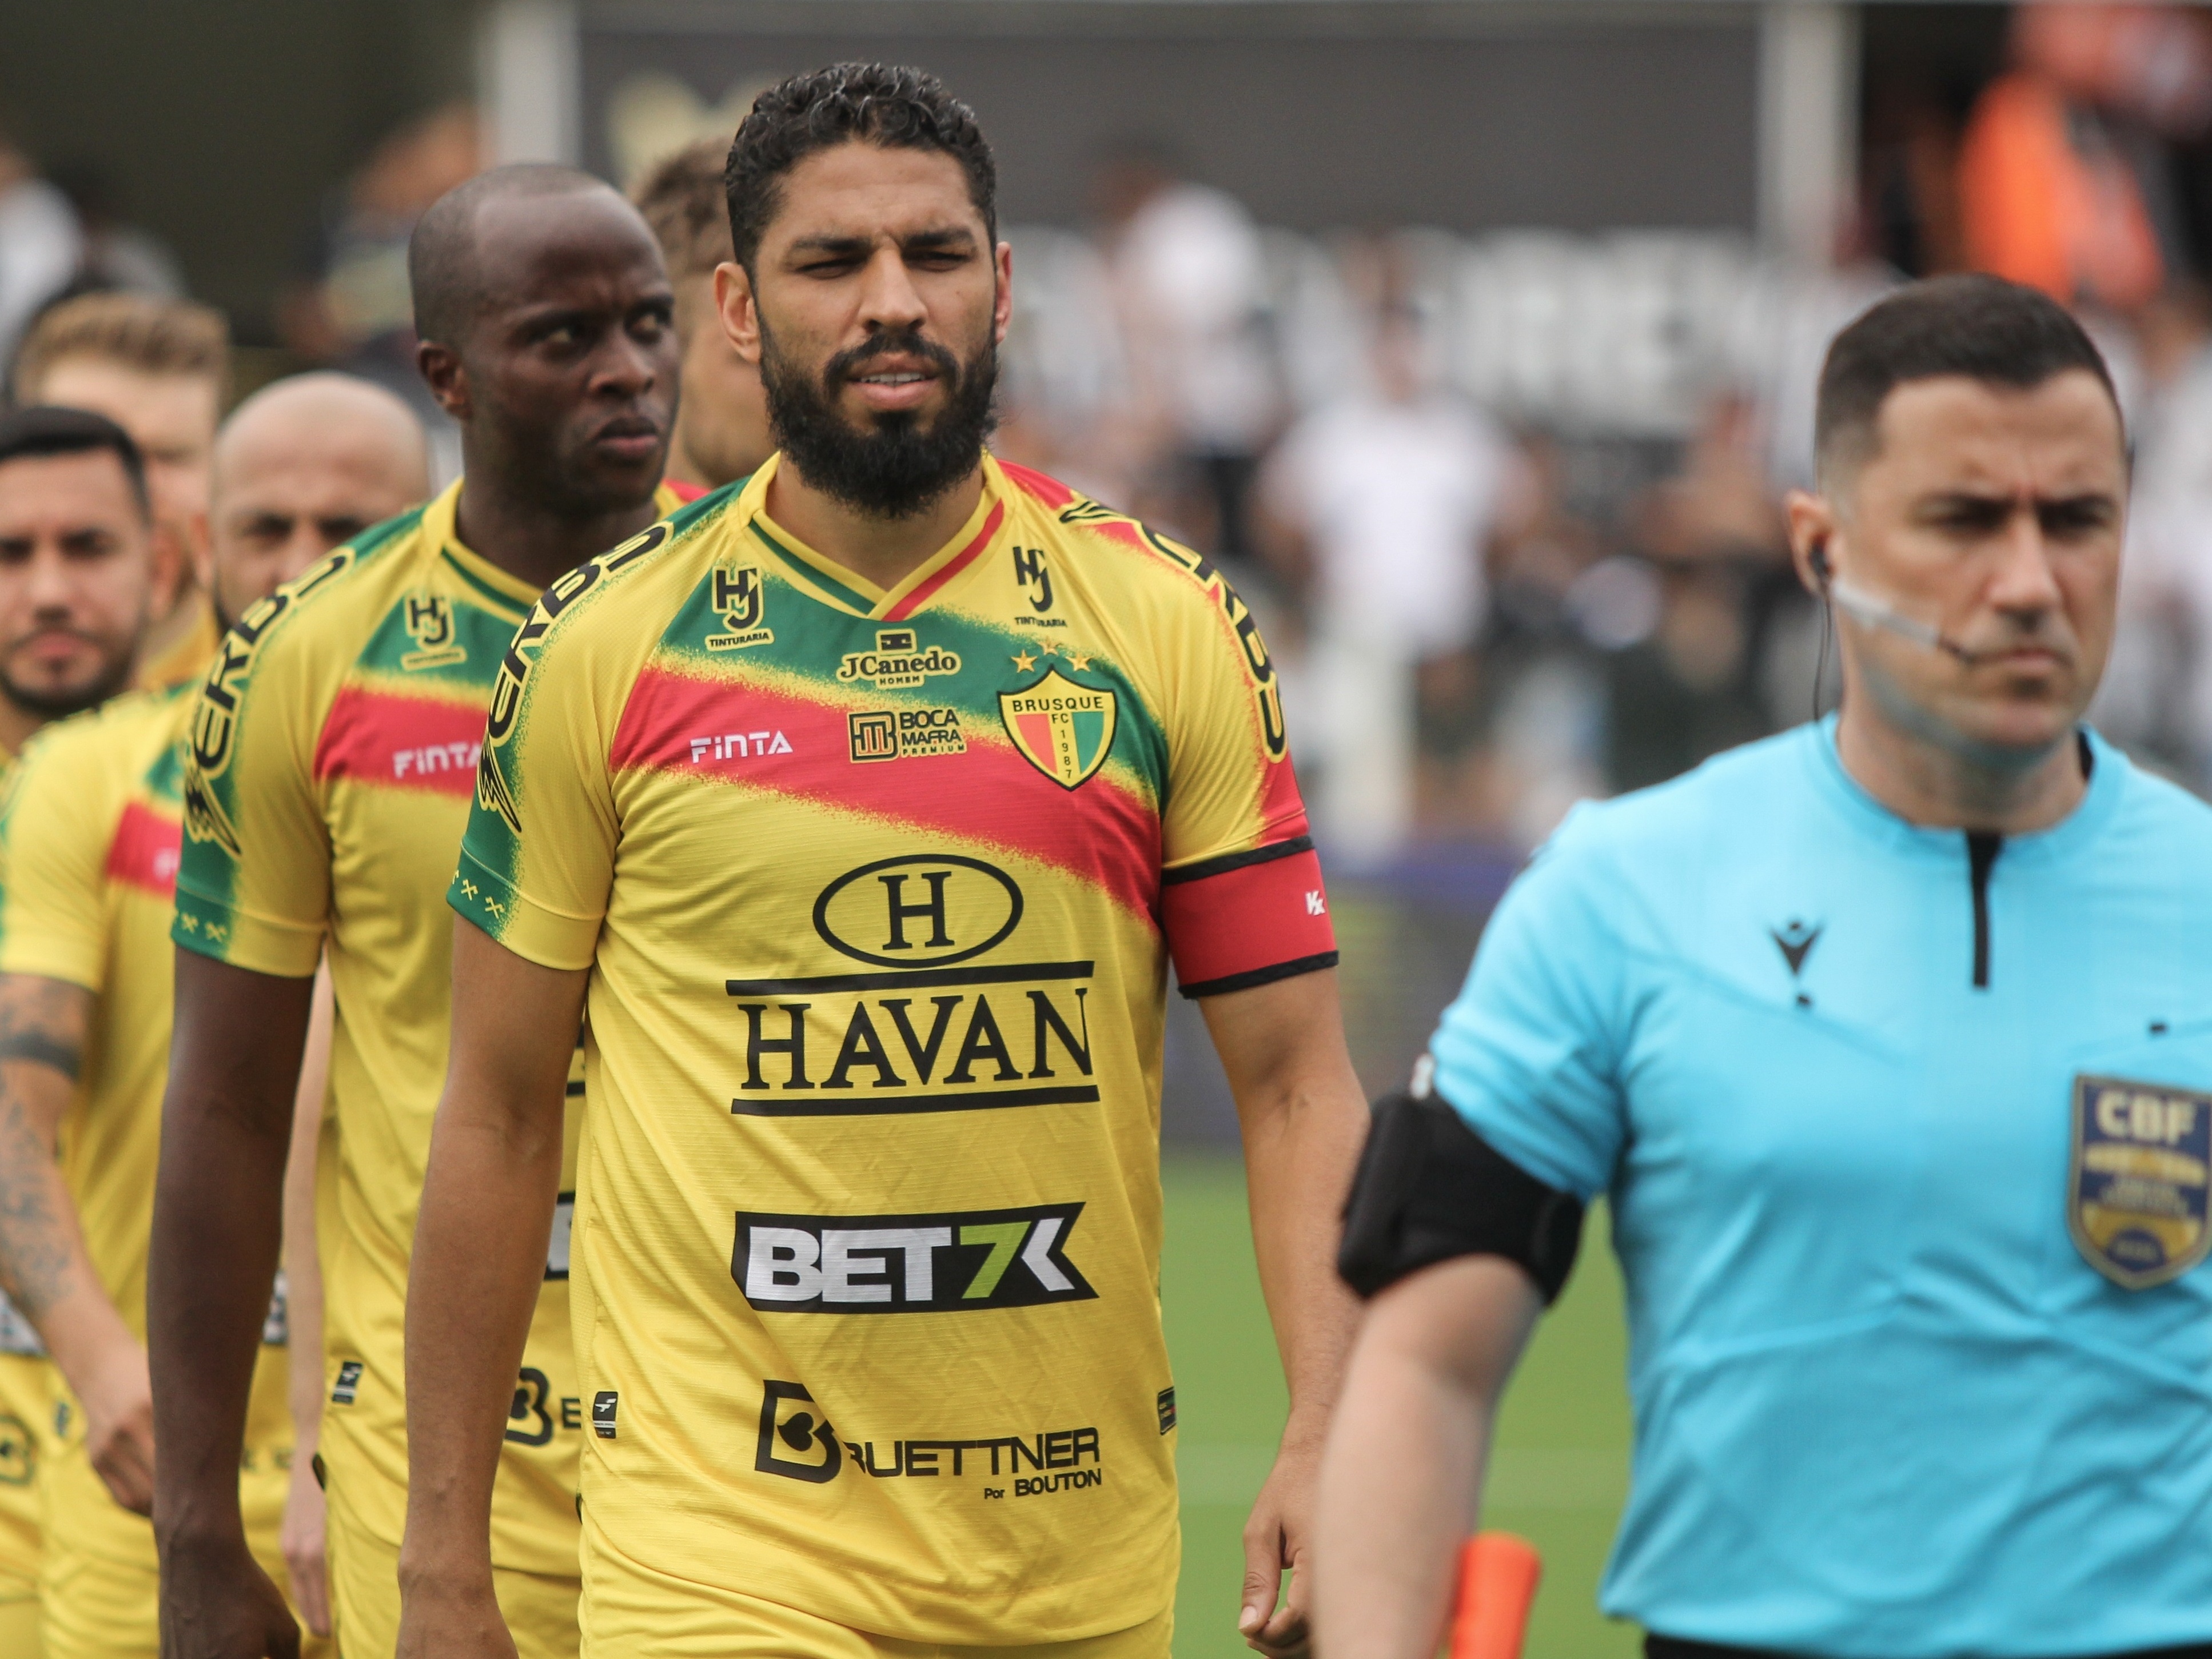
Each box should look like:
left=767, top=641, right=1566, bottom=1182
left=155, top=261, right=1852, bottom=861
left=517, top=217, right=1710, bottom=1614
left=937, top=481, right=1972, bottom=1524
left=580, top=1534, right=1173, bottom=1659
left=0, top=1351, right=47, bottom=1638
left=327, top=1485, right=579, bottom=1659
left=38, top=1419, right=325, bottom=1659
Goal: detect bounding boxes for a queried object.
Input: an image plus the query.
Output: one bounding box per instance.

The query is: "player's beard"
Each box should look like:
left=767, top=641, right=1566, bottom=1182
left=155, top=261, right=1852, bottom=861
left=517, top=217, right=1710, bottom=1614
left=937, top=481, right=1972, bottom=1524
left=0, top=633, right=135, bottom=721
left=760, top=321, right=998, bottom=520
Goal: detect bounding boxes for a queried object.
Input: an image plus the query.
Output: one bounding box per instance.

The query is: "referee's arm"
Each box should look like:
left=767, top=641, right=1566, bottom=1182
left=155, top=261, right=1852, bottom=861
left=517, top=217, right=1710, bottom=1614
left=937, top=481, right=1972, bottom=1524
left=1311, top=811, right=1621, bottom=1658
left=1314, top=1253, right=1541, bottom=1659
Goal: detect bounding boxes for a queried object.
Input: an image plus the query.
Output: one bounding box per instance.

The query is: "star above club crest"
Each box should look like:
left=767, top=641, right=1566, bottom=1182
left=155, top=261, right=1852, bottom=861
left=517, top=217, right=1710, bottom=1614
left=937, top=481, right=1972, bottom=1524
left=1039, top=640, right=1058, bottom=655
left=1065, top=650, right=1092, bottom=671
left=1011, top=649, right=1037, bottom=672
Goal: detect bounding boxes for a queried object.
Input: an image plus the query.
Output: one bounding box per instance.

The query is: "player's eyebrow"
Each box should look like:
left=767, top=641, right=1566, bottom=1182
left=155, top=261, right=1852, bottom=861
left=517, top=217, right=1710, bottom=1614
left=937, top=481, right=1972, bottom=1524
left=786, top=226, right=979, bottom=258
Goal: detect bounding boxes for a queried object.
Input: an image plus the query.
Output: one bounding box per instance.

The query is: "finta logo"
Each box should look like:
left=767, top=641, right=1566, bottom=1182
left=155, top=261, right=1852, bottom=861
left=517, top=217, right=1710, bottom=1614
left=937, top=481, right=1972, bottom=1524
left=688, top=730, right=794, bottom=763
left=1305, top=890, right=1326, bottom=916
left=394, top=741, right=479, bottom=781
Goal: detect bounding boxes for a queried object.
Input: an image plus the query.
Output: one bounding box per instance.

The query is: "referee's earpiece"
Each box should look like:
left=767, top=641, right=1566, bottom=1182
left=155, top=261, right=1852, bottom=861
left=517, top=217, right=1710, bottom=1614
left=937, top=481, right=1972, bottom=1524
left=1810, top=536, right=1834, bottom=720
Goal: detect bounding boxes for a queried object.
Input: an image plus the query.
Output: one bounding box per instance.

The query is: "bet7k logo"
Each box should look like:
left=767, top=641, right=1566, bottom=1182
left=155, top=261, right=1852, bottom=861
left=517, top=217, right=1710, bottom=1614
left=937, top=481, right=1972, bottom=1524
left=734, top=1203, right=1095, bottom=1313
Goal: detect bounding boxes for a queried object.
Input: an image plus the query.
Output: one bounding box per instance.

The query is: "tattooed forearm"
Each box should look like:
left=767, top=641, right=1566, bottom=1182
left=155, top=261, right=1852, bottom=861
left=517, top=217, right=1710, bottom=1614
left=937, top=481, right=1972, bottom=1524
left=0, top=1030, right=80, bottom=1080
left=0, top=974, right=91, bottom=1317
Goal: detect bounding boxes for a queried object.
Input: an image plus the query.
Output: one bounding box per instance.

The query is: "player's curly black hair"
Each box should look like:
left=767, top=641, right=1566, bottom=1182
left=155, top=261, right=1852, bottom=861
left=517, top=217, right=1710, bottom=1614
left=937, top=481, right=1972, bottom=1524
left=723, top=63, right=997, bottom=273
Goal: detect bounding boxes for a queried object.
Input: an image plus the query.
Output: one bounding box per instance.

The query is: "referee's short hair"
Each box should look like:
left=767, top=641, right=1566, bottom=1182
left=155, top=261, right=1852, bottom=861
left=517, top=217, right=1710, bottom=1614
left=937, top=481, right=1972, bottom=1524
left=0, top=404, right=151, bottom=522
left=1814, top=274, right=2121, bottom=484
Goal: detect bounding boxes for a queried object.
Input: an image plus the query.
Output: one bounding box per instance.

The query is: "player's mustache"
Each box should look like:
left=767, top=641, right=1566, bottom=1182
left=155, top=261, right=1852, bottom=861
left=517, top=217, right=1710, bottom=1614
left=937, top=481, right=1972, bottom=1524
left=826, top=330, right=962, bottom=392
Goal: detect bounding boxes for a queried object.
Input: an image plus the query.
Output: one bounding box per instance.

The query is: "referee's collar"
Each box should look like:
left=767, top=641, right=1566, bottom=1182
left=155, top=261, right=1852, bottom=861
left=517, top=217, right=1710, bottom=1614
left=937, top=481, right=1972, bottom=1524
left=1803, top=713, right=2124, bottom=865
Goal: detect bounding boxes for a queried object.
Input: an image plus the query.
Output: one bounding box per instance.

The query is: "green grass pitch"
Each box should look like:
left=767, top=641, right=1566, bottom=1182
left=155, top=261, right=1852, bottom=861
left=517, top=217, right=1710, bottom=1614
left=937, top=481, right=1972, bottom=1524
left=1161, top=1154, right=1639, bottom=1659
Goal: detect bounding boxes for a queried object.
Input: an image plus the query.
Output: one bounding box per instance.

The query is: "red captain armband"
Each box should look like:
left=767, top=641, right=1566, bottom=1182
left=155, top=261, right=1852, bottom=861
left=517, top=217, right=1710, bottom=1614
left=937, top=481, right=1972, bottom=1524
left=1162, top=835, right=1338, bottom=998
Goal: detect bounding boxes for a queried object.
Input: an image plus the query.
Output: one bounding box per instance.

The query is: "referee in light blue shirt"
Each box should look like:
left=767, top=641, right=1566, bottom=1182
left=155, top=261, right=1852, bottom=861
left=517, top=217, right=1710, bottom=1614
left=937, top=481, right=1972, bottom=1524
left=1311, top=273, right=2212, bottom=1659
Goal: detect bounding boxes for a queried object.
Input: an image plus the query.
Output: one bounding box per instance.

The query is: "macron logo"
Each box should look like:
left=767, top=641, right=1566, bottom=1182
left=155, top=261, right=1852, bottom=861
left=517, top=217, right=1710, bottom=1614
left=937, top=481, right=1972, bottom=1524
left=689, top=730, right=794, bottom=763
left=1305, top=890, right=1326, bottom=916
left=394, top=742, right=479, bottom=780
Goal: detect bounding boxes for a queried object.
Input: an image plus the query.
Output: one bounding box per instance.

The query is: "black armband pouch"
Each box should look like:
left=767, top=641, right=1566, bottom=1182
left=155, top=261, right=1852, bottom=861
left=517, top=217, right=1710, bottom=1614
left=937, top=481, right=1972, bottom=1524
left=1337, top=1090, right=1586, bottom=1304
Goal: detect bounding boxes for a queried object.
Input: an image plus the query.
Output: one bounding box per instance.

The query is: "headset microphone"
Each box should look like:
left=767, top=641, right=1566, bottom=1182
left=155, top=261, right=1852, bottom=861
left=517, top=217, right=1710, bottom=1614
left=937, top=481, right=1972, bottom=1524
left=1827, top=579, right=1975, bottom=660
left=1811, top=537, right=1982, bottom=665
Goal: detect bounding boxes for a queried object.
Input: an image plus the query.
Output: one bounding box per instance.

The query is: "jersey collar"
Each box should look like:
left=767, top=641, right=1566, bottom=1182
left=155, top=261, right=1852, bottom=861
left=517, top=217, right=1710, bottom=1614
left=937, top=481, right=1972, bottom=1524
left=734, top=451, right=1007, bottom=621
left=423, top=477, right=689, bottom=622
left=1804, top=713, right=2125, bottom=862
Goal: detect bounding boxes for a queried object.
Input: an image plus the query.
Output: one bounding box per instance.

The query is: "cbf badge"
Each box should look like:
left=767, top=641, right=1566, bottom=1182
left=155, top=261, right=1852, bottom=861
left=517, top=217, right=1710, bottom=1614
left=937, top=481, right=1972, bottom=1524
left=2069, top=1074, right=2212, bottom=1289
left=1000, top=669, right=1116, bottom=789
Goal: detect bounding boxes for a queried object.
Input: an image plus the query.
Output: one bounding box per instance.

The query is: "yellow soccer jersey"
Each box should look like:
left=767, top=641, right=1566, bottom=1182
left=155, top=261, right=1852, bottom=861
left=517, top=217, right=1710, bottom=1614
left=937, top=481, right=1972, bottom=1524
left=0, top=1322, right=41, bottom=1610
left=0, top=689, right=293, bottom=1562
left=172, top=479, right=681, bottom=1576
left=0, top=739, right=39, bottom=1618
left=452, top=454, right=1337, bottom=1642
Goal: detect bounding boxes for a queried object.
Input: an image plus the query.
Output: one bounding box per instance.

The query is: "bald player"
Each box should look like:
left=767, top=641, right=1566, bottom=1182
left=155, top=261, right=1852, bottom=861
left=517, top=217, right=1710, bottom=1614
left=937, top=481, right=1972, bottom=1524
left=150, top=164, right=682, bottom=1659
left=202, top=374, right=431, bottom=632
left=203, top=374, right=433, bottom=1642
left=0, top=376, right=424, bottom=1659
left=632, top=139, right=772, bottom=492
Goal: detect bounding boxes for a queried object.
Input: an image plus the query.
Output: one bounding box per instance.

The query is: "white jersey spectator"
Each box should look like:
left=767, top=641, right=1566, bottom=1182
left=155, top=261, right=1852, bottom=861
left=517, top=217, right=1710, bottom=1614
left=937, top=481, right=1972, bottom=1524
left=1264, top=311, right=1523, bottom=655
left=1111, top=178, right=1277, bottom=457
left=1262, top=310, right=1528, bottom=856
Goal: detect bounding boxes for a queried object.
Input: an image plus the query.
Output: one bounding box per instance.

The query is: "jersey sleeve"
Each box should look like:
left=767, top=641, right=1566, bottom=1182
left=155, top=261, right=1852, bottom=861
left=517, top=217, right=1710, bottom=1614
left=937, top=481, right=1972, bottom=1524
left=1154, top=558, right=1336, bottom=997
left=448, top=572, right=625, bottom=971
left=1428, top=805, right=1630, bottom=1201
left=0, top=724, right=119, bottom=992
left=172, top=583, right=338, bottom=978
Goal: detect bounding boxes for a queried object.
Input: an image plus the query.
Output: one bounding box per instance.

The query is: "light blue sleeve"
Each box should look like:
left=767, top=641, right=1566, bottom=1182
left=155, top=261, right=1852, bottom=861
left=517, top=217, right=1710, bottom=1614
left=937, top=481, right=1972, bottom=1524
left=1428, top=806, right=1629, bottom=1201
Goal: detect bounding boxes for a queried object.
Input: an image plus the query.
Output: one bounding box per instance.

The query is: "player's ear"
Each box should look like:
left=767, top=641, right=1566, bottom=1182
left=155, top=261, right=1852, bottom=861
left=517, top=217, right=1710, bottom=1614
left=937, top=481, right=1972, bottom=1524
left=993, top=241, right=1013, bottom=348
left=416, top=339, right=470, bottom=422
left=716, top=262, right=762, bottom=367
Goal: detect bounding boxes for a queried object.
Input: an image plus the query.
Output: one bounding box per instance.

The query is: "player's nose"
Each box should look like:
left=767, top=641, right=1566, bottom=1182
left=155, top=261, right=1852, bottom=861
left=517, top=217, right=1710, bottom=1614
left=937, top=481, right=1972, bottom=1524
left=853, top=246, right=929, bottom=334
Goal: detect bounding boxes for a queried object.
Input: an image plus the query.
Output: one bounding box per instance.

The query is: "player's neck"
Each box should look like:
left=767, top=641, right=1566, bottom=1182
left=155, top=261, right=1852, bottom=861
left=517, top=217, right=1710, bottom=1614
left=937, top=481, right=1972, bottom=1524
left=663, top=429, right=710, bottom=493
left=0, top=697, right=43, bottom=761
left=1835, top=695, right=2087, bottom=836
left=763, top=458, right=985, bottom=596
left=452, top=473, right=663, bottom=595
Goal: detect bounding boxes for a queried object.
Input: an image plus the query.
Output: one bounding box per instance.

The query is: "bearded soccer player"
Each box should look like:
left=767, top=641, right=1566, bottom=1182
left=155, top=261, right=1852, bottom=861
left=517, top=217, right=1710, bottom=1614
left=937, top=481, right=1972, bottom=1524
left=150, top=167, right=684, bottom=1659
left=0, top=375, right=424, bottom=1659
left=397, top=65, right=1364, bottom=1659
left=13, top=294, right=232, bottom=688
left=0, top=406, right=180, bottom=1657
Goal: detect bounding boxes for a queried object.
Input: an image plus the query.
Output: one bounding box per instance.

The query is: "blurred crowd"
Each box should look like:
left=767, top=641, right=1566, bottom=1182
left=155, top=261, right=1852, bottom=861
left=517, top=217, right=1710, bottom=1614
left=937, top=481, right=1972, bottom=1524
left=18, top=3, right=2212, bottom=858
